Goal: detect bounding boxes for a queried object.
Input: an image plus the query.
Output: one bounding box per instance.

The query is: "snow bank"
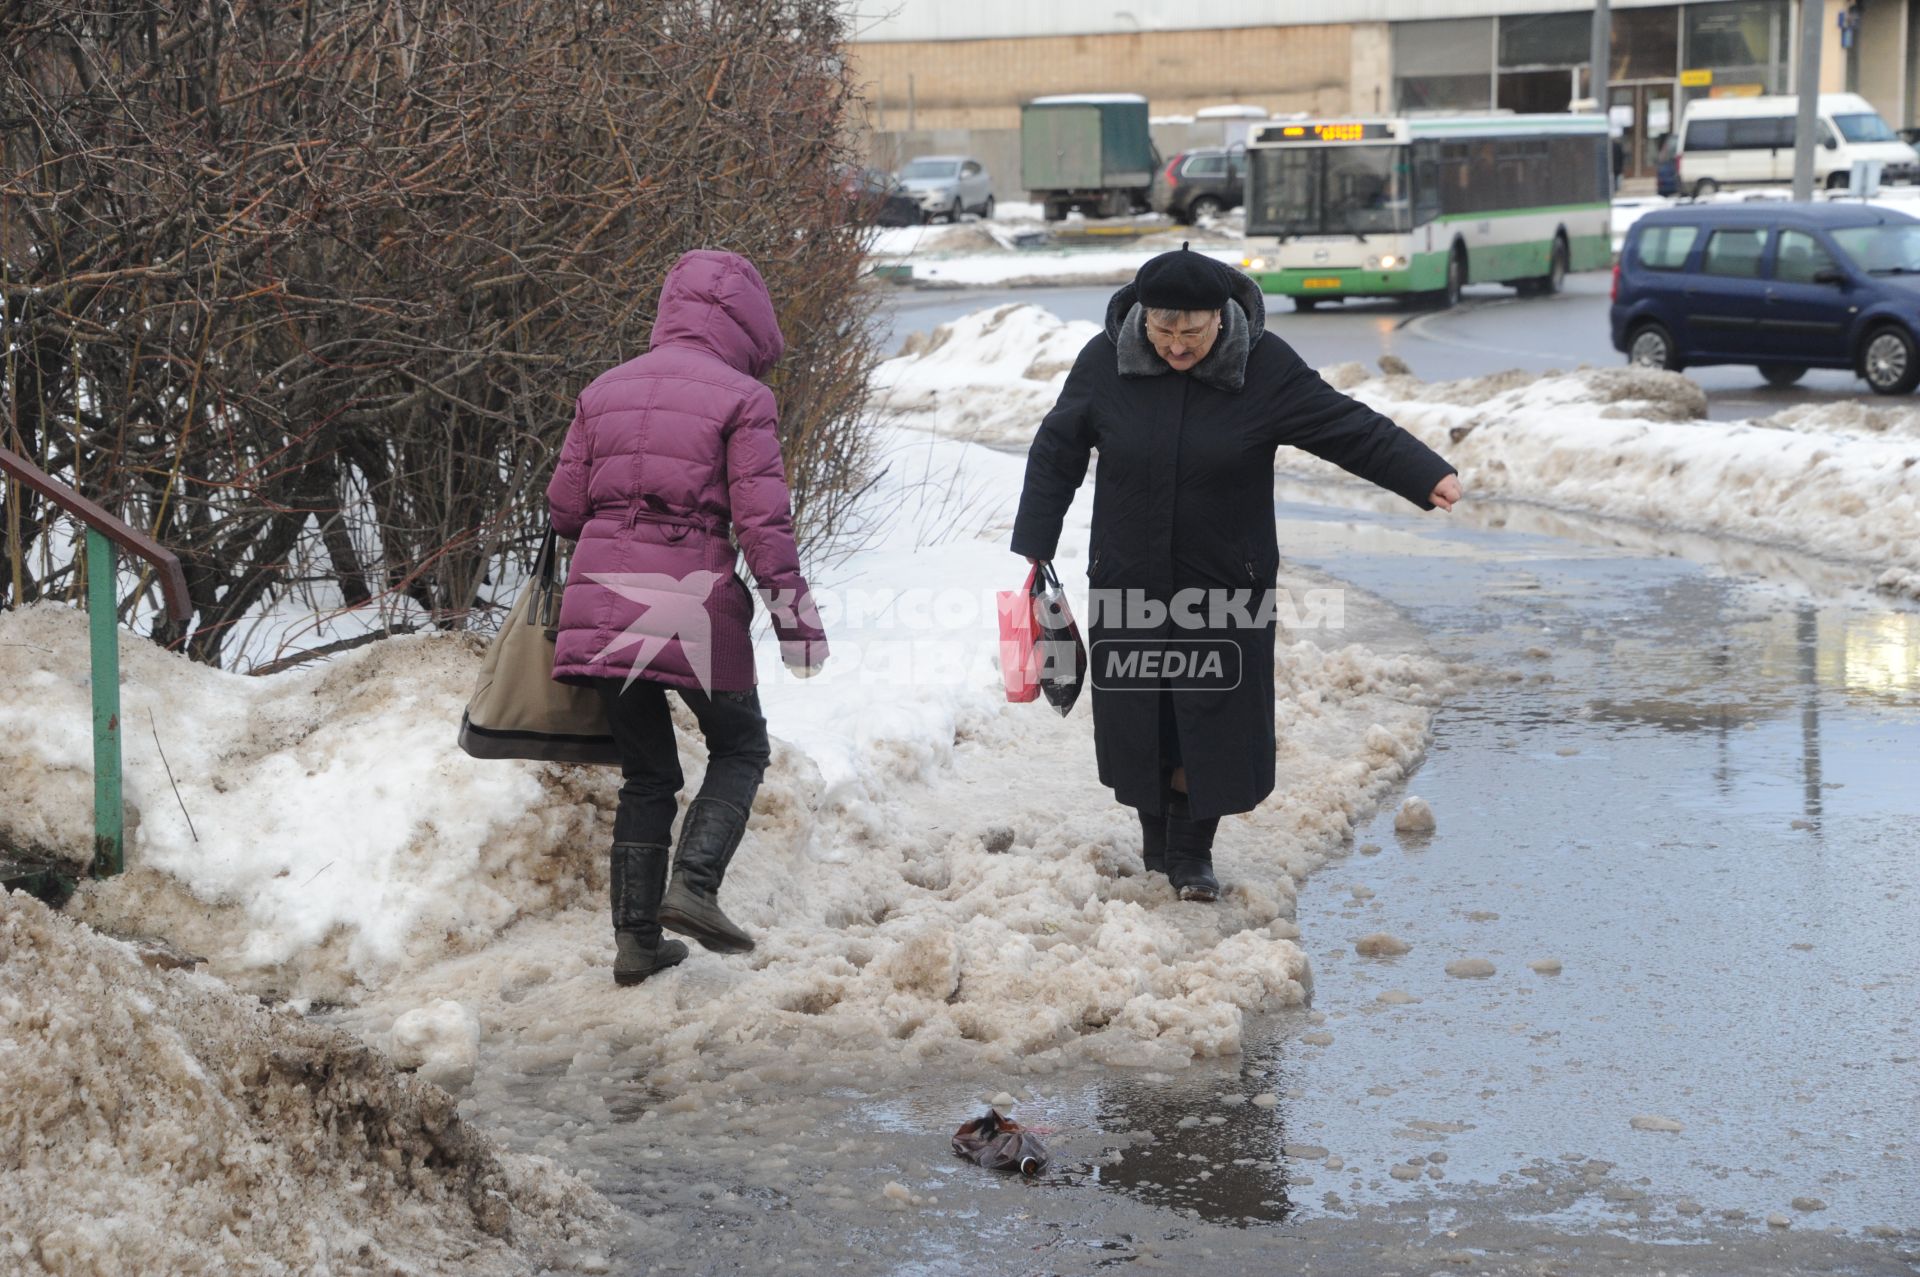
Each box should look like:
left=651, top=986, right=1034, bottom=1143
left=0, top=607, right=614, bottom=1000
left=1332, top=366, right=1920, bottom=593
left=873, top=303, right=1098, bottom=445
left=878, top=305, right=1920, bottom=594
left=0, top=891, right=608, bottom=1276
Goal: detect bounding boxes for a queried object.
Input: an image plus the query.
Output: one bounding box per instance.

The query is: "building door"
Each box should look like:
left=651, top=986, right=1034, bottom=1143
left=1609, top=82, right=1678, bottom=180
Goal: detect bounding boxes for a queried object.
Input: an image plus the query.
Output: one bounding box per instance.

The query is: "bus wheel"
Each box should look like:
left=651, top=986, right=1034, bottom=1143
left=1628, top=321, right=1681, bottom=371
left=1691, top=177, right=1720, bottom=199
left=1520, top=235, right=1568, bottom=297
left=1861, top=324, right=1920, bottom=395
left=1294, top=296, right=1319, bottom=313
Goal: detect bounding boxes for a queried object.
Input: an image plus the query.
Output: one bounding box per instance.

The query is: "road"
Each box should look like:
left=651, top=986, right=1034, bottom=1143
left=876, top=271, right=1892, bottom=423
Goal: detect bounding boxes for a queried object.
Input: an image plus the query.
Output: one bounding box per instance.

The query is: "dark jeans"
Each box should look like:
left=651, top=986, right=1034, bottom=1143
left=594, top=679, right=771, bottom=846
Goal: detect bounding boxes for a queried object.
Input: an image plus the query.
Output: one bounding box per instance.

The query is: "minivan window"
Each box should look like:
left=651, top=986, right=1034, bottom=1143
left=1636, top=224, right=1699, bottom=270
left=1701, top=228, right=1767, bottom=277
left=1685, top=119, right=1730, bottom=150
left=1775, top=230, right=1837, bottom=283
left=1727, top=117, right=1789, bottom=149
left=1831, top=225, right=1920, bottom=273
left=1833, top=113, right=1898, bottom=144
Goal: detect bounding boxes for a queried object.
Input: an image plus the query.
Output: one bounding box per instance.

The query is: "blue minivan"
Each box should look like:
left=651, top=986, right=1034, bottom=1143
left=1611, top=203, right=1920, bottom=394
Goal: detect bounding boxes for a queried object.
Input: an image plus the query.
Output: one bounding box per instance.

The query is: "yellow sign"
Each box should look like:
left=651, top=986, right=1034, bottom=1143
left=1302, top=278, right=1343, bottom=289
left=1680, top=68, right=1714, bottom=87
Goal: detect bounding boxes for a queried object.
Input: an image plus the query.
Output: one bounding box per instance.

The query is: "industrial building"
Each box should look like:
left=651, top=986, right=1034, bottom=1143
left=847, top=0, right=1911, bottom=195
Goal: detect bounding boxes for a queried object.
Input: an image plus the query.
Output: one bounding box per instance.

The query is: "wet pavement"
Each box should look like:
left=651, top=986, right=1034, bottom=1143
left=475, top=481, right=1918, bottom=1275
left=876, top=273, right=1896, bottom=421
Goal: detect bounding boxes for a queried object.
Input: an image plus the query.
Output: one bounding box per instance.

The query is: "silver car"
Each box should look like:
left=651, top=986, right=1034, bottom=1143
left=895, top=155, right=994, bottom=223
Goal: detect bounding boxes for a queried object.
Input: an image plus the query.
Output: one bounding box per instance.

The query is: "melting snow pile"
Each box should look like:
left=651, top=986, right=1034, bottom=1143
left=0, top=891, right=609, bottom=1276
left=877, top=304, right=1920, bottom=595
left=0, top=422, right=1445, bottom=1079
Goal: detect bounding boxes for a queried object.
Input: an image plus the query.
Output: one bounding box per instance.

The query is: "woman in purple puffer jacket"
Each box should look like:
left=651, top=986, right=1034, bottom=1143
left=548, top=249, right=828, bottom=987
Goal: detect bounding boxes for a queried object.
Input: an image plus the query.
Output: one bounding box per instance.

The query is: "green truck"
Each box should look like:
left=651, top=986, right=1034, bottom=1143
left=1020, top=94, right=1160, bottom=221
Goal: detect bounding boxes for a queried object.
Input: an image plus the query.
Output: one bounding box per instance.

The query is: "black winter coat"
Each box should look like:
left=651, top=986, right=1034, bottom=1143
left=1011, top=272, right=1456, bottom=820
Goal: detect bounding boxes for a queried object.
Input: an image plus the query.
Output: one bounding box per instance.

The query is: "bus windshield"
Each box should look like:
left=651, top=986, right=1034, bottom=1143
left=1250, top=145, right=1411, bottom=236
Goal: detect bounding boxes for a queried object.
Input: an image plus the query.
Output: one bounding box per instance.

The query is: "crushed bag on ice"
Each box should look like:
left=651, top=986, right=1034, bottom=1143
left=951, top=1109, right=1050, bottom=1175
left=1031, top=562, right=1086, bottom=718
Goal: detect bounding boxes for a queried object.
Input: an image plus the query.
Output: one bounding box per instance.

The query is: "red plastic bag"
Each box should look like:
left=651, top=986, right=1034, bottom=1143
left=997, top=565, right=1042, bottom=703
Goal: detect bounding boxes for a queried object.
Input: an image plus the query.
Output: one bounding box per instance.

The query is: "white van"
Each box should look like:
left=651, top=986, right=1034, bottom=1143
left=1675, top=93, right=1919, bottom=196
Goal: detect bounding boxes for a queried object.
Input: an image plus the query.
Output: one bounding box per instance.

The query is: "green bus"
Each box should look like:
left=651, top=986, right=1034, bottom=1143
left=1239, top=114, right=1612, bottom=310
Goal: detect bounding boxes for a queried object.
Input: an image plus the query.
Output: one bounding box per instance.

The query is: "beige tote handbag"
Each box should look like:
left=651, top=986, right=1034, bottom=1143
left=458, top=528, right=620, bottom=766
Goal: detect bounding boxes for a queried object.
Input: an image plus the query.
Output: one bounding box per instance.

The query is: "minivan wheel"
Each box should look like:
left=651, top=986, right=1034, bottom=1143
left=1826, top=171, right=1851, bottom=191
left=1692, top=177, right=1720, bottom=199
left=1628, top=321, right=1681, bottom=371
left=1861, top=325, right=1920, bottom=394
left=1189, top=195, right=1223, bottom=221
left=1758, top=363, right=1808, bottom=387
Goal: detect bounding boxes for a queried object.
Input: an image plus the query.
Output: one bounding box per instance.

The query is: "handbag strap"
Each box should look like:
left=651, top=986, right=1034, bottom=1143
left=1032, top=561, right=1063, bottom=597
left=532, top=524, right=563, bottom=632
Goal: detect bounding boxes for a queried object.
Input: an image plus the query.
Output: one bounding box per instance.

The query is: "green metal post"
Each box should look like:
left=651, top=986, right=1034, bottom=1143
left=86, top=528, right=123, bottom=877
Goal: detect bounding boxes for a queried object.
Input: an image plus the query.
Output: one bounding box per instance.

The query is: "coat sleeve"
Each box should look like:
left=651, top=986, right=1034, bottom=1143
left=546, top=401, right=592, bottom=540
left=1010, top=339, right=1102, bottom=560
left=726, top=386, right=827, bottom=668
left=1268, top=345, right=1456, bottom=510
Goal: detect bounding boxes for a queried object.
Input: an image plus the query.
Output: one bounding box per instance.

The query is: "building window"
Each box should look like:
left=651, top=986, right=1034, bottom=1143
left=1394, top=17, right=1494, bottom=113
left=1499, top=12, right=1591, bottom=69
left=1612, top=5, right=1680, bottom=81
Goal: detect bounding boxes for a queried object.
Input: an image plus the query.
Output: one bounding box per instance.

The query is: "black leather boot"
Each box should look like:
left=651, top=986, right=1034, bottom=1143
left=1165, top=793, right=1222, bottom=903
left=658, top=796, right=756, bottom=954
left=611, top=842, right=689, bottom=985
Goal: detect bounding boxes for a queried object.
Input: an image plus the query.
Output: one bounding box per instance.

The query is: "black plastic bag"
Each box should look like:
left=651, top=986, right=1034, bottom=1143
left=951, top=1109, right=1050, bottom=1175
left=1030, top=562, right=1086, bottom=718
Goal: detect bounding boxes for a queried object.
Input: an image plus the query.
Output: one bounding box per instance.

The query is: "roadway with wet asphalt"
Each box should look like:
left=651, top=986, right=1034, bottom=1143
left=875, top=271, right=1897, bottom=422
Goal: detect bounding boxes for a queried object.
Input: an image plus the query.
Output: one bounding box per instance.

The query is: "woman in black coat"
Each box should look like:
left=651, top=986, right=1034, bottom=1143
left=1012, top=248, right=1462, bottom=901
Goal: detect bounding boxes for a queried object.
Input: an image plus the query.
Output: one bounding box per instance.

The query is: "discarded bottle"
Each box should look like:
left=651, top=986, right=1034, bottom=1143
left=951, top=1109, right=1049, bottom=1176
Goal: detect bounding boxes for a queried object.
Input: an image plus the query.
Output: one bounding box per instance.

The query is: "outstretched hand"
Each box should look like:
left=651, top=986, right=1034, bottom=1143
left=1429, top=473, right=1463, bottom=512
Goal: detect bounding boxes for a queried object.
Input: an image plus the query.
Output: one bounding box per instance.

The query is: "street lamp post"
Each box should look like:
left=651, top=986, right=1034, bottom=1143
left=1792, top=0, right=1825, bottom=201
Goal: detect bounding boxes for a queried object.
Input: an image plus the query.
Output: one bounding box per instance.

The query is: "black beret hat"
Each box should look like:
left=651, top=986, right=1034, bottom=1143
left=1134, top=243, right=1232, bottom=311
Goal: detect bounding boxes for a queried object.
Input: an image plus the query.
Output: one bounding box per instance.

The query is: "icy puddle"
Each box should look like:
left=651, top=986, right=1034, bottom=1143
left=329, top=494, right=1917, bottom=1274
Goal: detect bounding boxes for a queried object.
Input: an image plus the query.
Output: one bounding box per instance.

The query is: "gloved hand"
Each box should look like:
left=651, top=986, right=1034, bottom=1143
left=780, top=638, right=828, bottom=679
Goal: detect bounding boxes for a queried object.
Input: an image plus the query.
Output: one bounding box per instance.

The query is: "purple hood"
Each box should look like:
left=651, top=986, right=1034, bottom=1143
left=649, top=250, right=786, bottom=378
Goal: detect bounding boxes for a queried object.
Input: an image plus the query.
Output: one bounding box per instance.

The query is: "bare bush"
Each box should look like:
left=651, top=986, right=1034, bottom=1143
left=2, top=0, right=878, bottom=668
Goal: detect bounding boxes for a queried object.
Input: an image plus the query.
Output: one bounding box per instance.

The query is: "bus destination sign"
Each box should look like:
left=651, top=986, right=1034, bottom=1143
left=1262, top=122, right=1393, bottom=144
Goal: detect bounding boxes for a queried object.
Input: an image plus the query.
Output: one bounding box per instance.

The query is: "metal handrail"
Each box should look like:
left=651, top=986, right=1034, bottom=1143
left=0, top=445, right=191, bottom=622
left=2, top=444, right=191, bottom=878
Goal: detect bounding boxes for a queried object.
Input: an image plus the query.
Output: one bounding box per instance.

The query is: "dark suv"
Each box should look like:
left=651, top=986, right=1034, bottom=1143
left=1612, top=203, right=1920, bottom=395
left=1150, top=148, right=1244, bottom=223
